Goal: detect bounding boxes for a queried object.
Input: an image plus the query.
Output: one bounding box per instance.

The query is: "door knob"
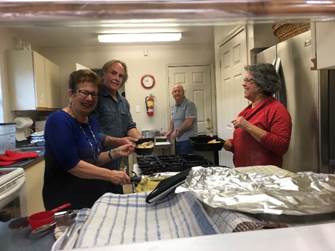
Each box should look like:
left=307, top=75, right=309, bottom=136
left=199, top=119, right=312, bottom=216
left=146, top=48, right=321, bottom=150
left=206, top=118, right=213, bottom=131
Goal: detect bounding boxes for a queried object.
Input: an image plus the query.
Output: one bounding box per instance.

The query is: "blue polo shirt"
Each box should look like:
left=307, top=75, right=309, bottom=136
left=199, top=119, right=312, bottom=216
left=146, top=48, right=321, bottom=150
left=171, top=98, right=197, bottom=142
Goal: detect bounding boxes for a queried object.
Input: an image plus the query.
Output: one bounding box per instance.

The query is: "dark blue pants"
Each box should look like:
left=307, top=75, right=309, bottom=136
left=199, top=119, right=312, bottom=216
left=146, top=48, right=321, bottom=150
left=176, top=140, right=194, bottom=155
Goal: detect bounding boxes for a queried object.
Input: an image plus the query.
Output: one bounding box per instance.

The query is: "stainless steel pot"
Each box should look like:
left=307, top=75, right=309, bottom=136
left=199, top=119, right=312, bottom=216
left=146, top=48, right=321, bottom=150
left=141, top=130, right=160, bottom=138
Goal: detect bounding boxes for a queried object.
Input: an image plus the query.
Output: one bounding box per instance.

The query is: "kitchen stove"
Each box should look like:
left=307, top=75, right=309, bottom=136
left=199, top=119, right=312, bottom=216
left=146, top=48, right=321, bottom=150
left=0, top=168, right=25, bottom=210
left=137, top=154, right=212, bottom=175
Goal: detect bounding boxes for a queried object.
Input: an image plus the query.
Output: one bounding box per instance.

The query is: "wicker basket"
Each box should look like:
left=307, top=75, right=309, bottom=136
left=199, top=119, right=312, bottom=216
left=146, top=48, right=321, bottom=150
left=272, top=23, right=310, bottom=42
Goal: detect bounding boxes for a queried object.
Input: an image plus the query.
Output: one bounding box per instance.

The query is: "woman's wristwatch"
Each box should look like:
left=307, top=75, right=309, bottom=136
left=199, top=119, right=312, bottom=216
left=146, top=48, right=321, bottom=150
left=108, top=149, right=114, bottom=160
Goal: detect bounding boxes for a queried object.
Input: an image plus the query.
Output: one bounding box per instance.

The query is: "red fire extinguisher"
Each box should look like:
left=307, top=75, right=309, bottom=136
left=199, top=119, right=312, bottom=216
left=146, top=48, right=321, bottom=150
left=145, top=95, right=155, bottom=116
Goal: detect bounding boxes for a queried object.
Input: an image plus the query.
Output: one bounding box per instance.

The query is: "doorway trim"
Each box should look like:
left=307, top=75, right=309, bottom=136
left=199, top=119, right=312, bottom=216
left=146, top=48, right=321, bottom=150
left=166, top=63, right=217, bottom=134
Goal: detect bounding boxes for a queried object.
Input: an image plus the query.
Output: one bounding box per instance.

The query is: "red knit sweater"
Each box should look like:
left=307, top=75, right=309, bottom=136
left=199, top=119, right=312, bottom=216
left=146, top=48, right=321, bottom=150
left=231, top=97, right=292, bottom=167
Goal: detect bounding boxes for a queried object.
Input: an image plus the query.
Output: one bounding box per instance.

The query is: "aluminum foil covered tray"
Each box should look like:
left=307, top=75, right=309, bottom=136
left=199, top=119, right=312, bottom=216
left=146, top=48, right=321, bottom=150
left=182, top=166, right=335, bottom=216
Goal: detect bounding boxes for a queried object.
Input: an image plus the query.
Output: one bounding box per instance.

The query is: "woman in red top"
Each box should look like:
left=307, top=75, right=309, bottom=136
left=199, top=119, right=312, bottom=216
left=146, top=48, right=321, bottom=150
left=223, top=63, right=292, bottom=167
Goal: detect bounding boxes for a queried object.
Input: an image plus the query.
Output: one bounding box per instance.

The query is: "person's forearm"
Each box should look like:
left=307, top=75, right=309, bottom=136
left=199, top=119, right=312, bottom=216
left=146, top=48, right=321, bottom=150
left=69, top=160, right=130, bottom=185
left=239, top=119, right=290, bottom=155
left=166, top=120, right=174, bottom=135
left=104, top=136, right=124, bottom=147
left=243, top=123, right=267, bottom=142
left=69, top=160, right=113, bottom=181
left=127, top=128, right=142, bottom=139
left=97, top=149, right=121, bottom=165
left=176, top=118, right=193, bottom=135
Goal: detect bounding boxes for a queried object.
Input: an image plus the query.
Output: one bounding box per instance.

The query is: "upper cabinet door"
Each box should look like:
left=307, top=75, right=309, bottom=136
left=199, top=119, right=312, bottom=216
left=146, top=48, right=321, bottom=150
left=33, top=51, right=48, bottom=109
left=7, top=49, right=60, bottom=110
left=314, top=21, right=335, bottom=70
left=45, top=58, right=60, bottom=108
left=7, top=50, right=36, bottom=110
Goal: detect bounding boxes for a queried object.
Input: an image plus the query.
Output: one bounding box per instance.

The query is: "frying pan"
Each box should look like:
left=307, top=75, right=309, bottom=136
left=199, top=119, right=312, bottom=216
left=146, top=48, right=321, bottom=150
left=28, top=203, right=71, bottom=230
left=135, top=138, right=154, bottom=155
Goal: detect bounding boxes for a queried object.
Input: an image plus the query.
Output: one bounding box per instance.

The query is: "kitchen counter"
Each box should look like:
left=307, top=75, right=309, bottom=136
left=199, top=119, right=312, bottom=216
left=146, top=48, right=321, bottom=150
left=3, top=146, right=45, bottom=169
left=0, top=221, right=54, bottom=251
left=76, top=222, right=335, bottom=251
left=1, top=146, right=46, bottom=216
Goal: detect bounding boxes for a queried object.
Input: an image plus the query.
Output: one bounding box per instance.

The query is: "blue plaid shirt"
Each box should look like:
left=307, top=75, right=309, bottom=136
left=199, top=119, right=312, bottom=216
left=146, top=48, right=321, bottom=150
left=95, top=85, right=136, bottom=139
left=94, top=85, right=137, bottom=169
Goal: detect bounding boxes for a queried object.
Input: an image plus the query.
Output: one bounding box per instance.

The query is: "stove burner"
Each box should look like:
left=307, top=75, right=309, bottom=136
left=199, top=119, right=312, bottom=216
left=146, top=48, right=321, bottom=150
left=137, top=154, right=212, bottom=175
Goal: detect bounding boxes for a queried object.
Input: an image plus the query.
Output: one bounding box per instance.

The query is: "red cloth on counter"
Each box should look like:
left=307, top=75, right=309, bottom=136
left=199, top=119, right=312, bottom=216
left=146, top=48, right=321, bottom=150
left=231, top=97, right=292, bottom=168
left=0, top=150, right=39, bottom=166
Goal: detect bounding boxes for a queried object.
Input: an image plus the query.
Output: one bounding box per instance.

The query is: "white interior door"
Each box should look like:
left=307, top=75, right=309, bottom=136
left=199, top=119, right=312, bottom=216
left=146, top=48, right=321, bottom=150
left=217, top=28, right=248, bottom=167
left=168, top=65, right=213, bottom=135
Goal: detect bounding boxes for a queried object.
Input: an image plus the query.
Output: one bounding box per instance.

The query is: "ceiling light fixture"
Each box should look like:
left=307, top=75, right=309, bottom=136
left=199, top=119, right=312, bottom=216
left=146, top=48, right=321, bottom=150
left=97, top=32, right=182, bottom=43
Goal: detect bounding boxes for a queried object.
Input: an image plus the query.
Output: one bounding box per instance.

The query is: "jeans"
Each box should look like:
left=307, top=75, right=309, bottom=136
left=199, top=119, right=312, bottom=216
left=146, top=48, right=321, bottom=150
left=176, top=140, right=194, bottom=155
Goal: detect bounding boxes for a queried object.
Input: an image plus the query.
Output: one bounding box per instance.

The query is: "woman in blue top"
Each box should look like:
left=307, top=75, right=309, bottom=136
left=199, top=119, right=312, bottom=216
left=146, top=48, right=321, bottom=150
left=43, top=69, right=133, bottom=210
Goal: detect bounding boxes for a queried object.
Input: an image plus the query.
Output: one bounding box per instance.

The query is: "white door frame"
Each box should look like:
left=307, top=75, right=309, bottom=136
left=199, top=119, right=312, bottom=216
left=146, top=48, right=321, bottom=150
left=167, top=63, right=217, bottom=135
left=216, top=26, right=249, bottom=167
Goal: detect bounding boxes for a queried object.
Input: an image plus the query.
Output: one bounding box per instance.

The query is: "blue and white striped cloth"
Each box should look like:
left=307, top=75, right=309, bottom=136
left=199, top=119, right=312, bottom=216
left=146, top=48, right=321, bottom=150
left=74, top=192, right=218, bottom=248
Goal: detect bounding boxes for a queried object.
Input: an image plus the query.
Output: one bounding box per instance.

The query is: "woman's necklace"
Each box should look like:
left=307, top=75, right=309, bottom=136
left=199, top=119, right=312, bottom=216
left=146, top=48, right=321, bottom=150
left=79, top=124, right=101, bottom=163
left=65, top=106, right=100, bottom=162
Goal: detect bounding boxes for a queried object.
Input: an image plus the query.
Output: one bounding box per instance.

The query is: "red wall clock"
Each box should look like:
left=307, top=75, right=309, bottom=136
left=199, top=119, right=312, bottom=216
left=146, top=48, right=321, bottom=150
left=141, top=74, right=155, bottom=89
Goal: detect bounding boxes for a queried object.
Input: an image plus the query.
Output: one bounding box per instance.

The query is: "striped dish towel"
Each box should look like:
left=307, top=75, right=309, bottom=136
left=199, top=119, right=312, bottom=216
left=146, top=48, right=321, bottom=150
left=74, top=192, right=218, bottom=248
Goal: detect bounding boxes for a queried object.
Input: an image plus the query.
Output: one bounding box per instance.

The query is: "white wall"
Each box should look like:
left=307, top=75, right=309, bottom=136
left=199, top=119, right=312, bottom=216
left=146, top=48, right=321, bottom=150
left=40, top=44, right=214, bottom=132
left=0, top=28, right=16, bottom=123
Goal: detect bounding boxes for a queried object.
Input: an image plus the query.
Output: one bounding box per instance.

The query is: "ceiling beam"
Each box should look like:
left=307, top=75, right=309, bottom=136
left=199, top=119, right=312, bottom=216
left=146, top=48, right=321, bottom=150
left=0, top=1, right=335, bottom=23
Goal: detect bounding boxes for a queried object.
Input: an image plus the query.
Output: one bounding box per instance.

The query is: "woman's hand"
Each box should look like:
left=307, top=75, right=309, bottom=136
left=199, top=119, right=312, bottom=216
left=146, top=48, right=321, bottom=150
left=110, top=170, right=131, bottom=185
left=232, top=116, right=249, bottom=129
left=111, top=143, right=135, bottom=159
left=232, top=116, right=268, bottom=143
left=223, top=139, right=233, bottom=151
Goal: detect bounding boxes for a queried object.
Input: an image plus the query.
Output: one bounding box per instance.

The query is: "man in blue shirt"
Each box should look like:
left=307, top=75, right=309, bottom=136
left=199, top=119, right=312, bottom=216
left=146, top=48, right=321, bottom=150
left=166, top=84, right=197, bottom=155
left=95, top=60, right=142, bottom=176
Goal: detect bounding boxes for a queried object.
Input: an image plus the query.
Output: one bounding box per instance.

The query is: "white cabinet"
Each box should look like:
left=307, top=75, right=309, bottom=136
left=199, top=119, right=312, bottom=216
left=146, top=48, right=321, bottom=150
left=7, top=49, right=60, bottom=110
left=20, top=160, right=45, bottom=216
left=313, top=21, right=335, bottom=69
left=45, top=58, right=60, bottom=108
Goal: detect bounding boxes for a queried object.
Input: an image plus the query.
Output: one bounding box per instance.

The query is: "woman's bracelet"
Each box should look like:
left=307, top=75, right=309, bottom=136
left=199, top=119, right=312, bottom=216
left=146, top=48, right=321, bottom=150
left=108, top=149, right=114, bottom=160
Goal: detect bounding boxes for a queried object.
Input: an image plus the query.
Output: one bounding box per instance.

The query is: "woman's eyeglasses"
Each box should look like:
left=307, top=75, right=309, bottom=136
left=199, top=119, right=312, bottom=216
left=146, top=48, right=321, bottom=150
left=243, top=78, right=256, bottom=83
left=77, top=90, right=98, bottom=98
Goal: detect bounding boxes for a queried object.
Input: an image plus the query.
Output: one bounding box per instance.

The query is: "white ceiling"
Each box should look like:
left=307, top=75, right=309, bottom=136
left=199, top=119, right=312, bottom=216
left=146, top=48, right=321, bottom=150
left=7, top=23, right=216, bottom=48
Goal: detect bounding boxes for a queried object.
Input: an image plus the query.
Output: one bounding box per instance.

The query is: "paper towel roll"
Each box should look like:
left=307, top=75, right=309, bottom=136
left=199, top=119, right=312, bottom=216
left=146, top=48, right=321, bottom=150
left=14, top=117, right=33, bottom=129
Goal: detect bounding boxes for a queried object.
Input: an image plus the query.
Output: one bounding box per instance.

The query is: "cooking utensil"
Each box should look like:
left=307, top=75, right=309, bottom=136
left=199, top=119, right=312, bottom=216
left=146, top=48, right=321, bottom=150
left=59, top=222, right=78, bottom=249
left=190, top=135, right=224, bottom=151
left=141, top=130, right=160, bottom=138
left=135, top=138, right=154, bottom=155
left=28, top=202, right=71, bottom=230
left=54, top=209, right=78, bottom=226
left=8, top=207, right=75, bottom=230
left=29, top=222, right=56, bottom=239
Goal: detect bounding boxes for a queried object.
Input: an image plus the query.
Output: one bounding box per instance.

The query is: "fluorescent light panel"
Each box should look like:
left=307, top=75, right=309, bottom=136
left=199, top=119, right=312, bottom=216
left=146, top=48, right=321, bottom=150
left=98, top=32, right=182, bottom=43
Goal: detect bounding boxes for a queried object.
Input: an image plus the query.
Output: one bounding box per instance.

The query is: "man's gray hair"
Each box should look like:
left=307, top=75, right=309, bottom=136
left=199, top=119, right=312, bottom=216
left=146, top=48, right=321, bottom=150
left=244, top=63, right=280, bottom=96
left=173, top=83, right=185, bottom=91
